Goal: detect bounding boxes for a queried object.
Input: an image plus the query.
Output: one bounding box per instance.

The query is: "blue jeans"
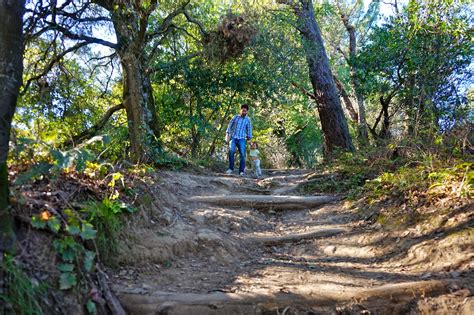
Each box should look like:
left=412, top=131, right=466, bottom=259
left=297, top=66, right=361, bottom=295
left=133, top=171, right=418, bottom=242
left=252, top=159, right=262, bottom=177
left=228, top=138, right=246, bottom=173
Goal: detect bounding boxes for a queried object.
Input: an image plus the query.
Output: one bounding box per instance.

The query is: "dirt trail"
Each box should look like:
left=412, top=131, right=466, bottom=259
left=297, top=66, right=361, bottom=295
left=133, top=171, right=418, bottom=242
left=110, top=169, right=474, bottom=314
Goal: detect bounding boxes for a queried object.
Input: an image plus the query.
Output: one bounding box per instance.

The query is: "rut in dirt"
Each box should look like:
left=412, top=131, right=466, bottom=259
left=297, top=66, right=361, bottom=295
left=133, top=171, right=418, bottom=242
left=110, top=169, right=474, bottom=315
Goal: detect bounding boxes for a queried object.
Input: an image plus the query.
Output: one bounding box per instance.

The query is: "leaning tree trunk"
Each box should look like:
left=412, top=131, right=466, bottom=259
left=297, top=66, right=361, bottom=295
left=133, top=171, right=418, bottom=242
left=334, top=76, right=358, bottom=122
left=292, top=0, right=354, bottom=154
left=0, top=0, right=25, bottom=254
left=110, top=5, right=162, bottom=163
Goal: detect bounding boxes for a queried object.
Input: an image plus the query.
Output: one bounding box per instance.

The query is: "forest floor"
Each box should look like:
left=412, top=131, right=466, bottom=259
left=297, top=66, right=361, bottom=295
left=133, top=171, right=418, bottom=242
left=108, top=169, right=473, bottom=314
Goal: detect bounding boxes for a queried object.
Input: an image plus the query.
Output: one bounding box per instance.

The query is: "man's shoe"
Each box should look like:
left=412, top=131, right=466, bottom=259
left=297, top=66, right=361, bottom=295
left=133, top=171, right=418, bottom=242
left=240, top=172, right=245, bottom=176
left=225, top=169, right=233, bottom=174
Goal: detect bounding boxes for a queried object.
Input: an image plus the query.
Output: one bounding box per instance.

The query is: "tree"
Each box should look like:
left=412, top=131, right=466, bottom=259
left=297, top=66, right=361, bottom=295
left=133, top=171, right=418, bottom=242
left=280, top=0, right=354, bottom=154
left=357, top=0, right=472, bottom=139
left=25, top=0, right=205, bottom=162
left=1, top=4, right=25, bottom=308
left=334, top=0, right=378, bottom=143
left=0, top=0, right=25, bottom=254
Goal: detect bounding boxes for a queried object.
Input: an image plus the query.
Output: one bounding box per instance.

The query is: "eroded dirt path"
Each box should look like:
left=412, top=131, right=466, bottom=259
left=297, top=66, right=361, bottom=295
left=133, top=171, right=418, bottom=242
left=109, top=169, right=474, bottom=314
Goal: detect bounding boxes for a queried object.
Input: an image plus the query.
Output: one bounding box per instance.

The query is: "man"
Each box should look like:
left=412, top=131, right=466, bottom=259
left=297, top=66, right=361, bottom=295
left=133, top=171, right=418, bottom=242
left=225, top=104, right=252, bottom=176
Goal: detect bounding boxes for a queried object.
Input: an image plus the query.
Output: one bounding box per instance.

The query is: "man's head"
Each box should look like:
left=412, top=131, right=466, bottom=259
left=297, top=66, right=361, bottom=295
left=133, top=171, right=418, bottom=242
left=240, top=104, right=249, bottom=117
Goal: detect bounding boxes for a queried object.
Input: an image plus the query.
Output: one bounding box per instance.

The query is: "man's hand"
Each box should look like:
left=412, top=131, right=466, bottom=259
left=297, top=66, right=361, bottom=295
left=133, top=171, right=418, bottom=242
left=225, top=133, right=230, bottom=143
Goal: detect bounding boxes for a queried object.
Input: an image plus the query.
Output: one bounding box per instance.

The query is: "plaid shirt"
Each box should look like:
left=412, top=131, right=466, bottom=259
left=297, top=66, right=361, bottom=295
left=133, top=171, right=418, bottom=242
left=226, top=115, right=252, bottom=140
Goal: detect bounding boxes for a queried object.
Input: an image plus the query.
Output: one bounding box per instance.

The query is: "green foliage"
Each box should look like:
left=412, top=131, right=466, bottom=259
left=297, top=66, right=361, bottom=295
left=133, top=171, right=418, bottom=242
left=86, top=299, right=97, bottom=315
left=356, top=0, right=473, bottom=135
left=155, top=153, right=188, bottom=169
left=283, top=107, right=323, bottom=168
left=26, top=167, right=135, bottom=291
left=13, top=136, right=110, bottom=185
left=0, top=254, right=48, bottom=315
left=53, top=236, right=83, bottom=263
left=81, top=197, right=136, bottom=265
left=14, top=162, right=52, bottom=186
left=39, top=194, right=134, bottom=290
left=427, top=162, right=473, bottom=198
left=346, top=140, right=473, bottom=225
left=301, top=149, right=385, bottom=195
left=58, top=272, right=77, bottom=290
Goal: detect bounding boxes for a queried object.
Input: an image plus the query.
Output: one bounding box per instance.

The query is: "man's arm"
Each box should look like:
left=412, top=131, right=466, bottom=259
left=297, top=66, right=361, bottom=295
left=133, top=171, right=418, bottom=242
left=226, top=115, right=236, bottom=143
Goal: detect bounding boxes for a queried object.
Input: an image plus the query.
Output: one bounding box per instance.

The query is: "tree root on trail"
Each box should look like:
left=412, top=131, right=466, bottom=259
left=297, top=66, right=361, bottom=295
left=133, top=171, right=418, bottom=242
left=115, top=280, right=454, bottom=315
left=97, top=264, right=127, bottom=315
left=188, top=195, right=339, bottom=210
left=248, top=228, right=347, bottom=245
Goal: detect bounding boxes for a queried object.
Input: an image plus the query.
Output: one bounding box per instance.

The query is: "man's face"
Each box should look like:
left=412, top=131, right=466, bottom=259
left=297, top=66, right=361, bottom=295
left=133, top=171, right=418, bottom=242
left=240, top=108, right=248, bottom=117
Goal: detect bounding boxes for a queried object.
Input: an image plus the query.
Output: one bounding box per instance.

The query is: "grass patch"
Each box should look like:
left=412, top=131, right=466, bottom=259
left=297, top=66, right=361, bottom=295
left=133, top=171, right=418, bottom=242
left=0, top=255, right=48, bottom=315
left=305, top=143, right=473, bottom=229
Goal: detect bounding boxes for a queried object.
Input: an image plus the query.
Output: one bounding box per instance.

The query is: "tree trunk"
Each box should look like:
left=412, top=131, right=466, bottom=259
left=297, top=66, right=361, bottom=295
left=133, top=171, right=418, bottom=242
left=208, top=98, right=235, bottom=157
left=0, top=0, right=25, bottom=254
left=355, top=92, right=368, bottom=142
left=334, top=76, right=358, bottom=122
left=190, top=99, right=201, bottom=158
left=119, top=53, right=162, bottom=162
left=340, top=11, right=368, bottom=143
left=292, top=0, right=354, bottom=154
left=1, top=2, right=25, bottom=309
left=108, top=4, right=162, bottom=163
left=379, top=96, right=391, bottom=139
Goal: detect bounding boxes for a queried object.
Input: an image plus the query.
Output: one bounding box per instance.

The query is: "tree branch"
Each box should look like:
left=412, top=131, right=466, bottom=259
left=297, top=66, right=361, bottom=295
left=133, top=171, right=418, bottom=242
left=48, top=23, right=118, bottom=49
left=149, top=52, right=200, bottom=74
left=63, top=103, right=125, bottom=147
left=21, top=41, right=90, bottom=95
left=146, top=1, right=190, bottom=40
left=291, top=81, right=316, bottom=100
left=182, top=10, right=207, bottom=36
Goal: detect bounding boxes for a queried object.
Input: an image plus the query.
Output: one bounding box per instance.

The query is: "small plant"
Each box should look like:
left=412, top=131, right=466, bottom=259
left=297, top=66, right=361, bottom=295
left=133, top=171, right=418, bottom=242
left=32, top=197, right=136, bottom=286
left=81, top=198, right=136, bottom=265
left=0, top=254, right=48, bottom=315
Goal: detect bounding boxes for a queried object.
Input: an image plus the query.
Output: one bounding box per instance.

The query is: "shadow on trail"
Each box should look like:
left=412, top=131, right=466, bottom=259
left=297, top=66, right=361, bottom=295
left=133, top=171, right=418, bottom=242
left=114, top=170, right=473, bottom=314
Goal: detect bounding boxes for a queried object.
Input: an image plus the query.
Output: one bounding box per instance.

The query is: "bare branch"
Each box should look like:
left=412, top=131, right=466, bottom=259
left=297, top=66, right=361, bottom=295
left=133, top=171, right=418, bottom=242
left=146, top=5, right=187, bottom=40
left=21, top=41, right=90, bottom=95
left=170, top=24, right=199, bottom=41
left=182, top=10, right=207, bottom=36
left=49, top=23, right=118, bottom=49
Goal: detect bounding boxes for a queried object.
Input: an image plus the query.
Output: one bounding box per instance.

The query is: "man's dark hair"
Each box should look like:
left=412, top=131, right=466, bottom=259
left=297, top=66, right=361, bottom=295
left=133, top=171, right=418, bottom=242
left=241, top=103, right=249, bottom=110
